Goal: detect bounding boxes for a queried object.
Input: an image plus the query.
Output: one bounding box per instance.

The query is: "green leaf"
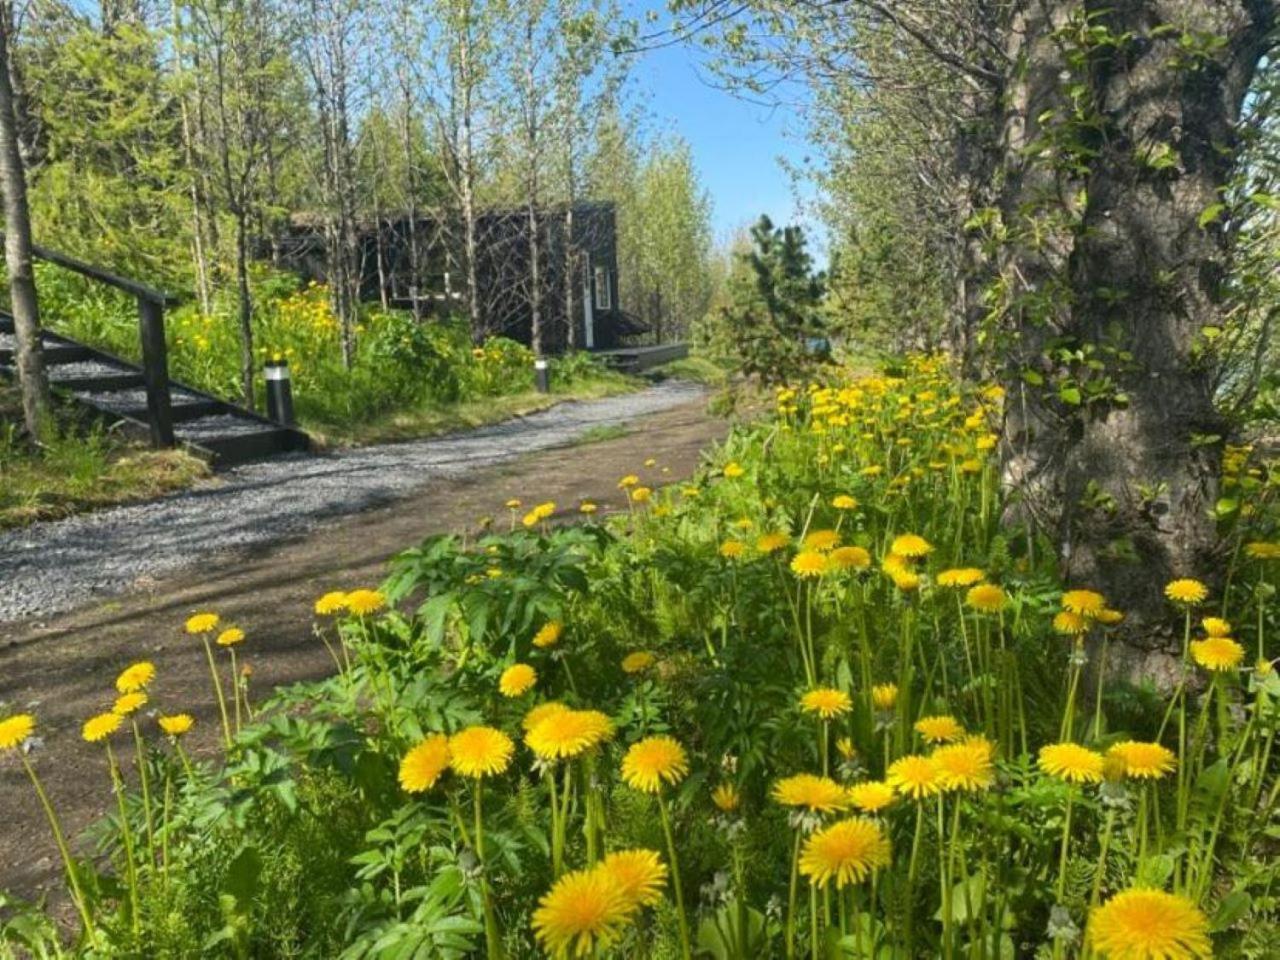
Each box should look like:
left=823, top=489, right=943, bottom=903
left=1197, top=203, right=1225, bottom=228
left=1211, top=890, right=1251, bottom=932
left=1058, top=385, right=1082, bottom=406
left=220, top=845, right=262, bottom=906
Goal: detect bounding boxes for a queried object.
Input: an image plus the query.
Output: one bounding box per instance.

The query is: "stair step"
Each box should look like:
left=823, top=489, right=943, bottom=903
left=179, top=420, right=307, bottom=466
left=120, top=399, right=225, bottom=423
left=1, top=318, right=310, bottom=468
left=71, top=386, right=205, bottom=415
left=54, top=373, right=147, bottom=392
left=0, top=341, right=92, bottom=366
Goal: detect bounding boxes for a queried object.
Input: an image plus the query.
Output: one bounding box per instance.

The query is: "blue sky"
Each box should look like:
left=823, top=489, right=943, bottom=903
left=622, top=17, right=819, bottom=252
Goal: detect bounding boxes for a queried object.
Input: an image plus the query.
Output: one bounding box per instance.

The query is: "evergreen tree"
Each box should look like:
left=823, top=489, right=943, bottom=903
left=716, top=215, right=825, bottom=384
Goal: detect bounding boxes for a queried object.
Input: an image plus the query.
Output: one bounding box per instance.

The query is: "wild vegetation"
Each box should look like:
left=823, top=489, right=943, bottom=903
left=2, top=356, right=1277, bottom=958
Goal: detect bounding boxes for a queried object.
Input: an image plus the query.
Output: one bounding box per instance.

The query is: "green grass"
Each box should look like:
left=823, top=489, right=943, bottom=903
left=0, top=388, right=209, bottom=529
left=568, top=423, right=631, bottom=446
left=300, top=371, right=640, bottom=448
left=648, top=354, right=732, bottom=388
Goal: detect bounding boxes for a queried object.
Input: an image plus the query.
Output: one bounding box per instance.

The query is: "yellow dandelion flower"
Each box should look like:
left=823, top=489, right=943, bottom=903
left=579, top=502, right=598, bottom=515
left=719, top=539, right=748, bottom=559
left=847, top=781, right=896, bottom=813
left=932, top=739, right=995, bottom=792
left=499, top=663, right=538, bottom=697
left=314, top=591, right=347, bottom=616
left=618, top=474, right=639, bottom=489
left=534, top=502, right=556, bottom=519
left=1053, top=611, right=1089, bottom=635
left=344, top=589, right=386, bottom=616
left=800, top=687, right=853, bottom=720
left=0, top=714, right=35, bottom=750
left=1190, top=636, right=1244, bottom=672
left=598, top=849, right=668, bottom=909
left=185, top=612, right=220, bottom=634
left=723, top=462, right=745, bottom=478
left=914, top=715, right=964, bottom=744
left=1061, top=589, right=1107, bottom=617
left=83, top=712, right=123, bottom=743
left=712, top=782, right=740, bottom=813
left=1096, top=608, right=1126, bottom=625
left=799, top=817, right=891, bottom=888
left=803, top=529, right=841, bottom=552
left=630, top=487, right=652, bottom=503
left=871, top=683, right=899, bottom=711
left=835, top=737, right=856, bottom=761
left=829, top=546, right=871, bottom=571
left=526, top=709, right=614, bottom=761
left=522, top=701, right=570, bottom=731
left=1107, top=741, right=1176, bottom=780
left=886, top=755, right=942, bottom=800
left=890, top=569, right=921, bottom=592
left=399, top=734, right=451, bottom=792
left=831, top=495, right=858, bottom=510
left=772, top=774, right=850, bottom=813
left=1243, top=541, right=1280, bottom=560
left=937, top=568, right=985, bottom=588
left=531, top=622, right=564, bottom=651
left=621, top=736, right=688, bottom=794
left=112, top=692, right=147, bottom=716
left=533, top=867, right=631, bottom=957
left=1086, top=888, right=1210, bottom=960
left=1164, top=579, right=1208, bottom=606
left=448, top=726, right=514, bottom=778
left=505, top=498, right=522, bottom=509
left=756, top=532, right=790, bottom=554
left=1038, top=742, right=1105, bottom=783
left=791, top=551, right=829, bottom=578
left=966, top=583, right=1008, bottom=613
left=1201, top=617, right=1231, bottom=638
left=889, top=533, right=932, bottom=558
left=158, top=714, right=194, bottom=737
left=115, top=661, right=156, bottom=694
left=522, top=510, right=541, bottom=527
left=621, top=651, right=656, bottom=674
left=216, top=627, right=245, bottom=647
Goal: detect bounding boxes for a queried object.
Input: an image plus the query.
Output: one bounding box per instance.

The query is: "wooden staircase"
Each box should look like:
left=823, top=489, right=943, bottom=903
left=0, top=241, right=308, bottom=468
left=0, top=314, right=309, bottom=466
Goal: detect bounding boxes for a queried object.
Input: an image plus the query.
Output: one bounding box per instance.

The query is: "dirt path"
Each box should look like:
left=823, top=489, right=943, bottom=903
left=0, top=395, right=726, bottom=904
left=0, top=381, right=703, bottom=623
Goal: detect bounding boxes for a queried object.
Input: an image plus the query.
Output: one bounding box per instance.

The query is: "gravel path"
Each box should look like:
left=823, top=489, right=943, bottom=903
left=0, top=381, right=704, bottom=624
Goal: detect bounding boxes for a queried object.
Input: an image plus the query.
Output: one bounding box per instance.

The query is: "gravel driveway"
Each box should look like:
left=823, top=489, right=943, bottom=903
left=0, top=381, right=704, bottom=624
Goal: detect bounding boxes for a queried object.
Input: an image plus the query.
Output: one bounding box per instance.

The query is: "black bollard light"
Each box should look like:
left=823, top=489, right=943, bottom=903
left=534, top=356, right=550, bottom=393
left=264, top=357, right=296, bottom=426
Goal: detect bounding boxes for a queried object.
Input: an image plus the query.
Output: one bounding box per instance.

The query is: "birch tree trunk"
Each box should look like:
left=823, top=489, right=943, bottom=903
left=0, top=1, right=49, bottom=440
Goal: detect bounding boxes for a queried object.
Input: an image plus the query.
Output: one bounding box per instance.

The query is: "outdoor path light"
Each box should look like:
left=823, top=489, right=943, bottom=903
left=265, top=358, right=296, bottom=426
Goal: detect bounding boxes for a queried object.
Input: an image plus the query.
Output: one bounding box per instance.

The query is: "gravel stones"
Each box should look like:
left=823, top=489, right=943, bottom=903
left=0, top=381, right=704, bottom=624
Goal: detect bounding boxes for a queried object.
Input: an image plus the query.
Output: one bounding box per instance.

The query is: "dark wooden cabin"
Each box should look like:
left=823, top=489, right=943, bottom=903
left=274, top=201, right=645, bottom=353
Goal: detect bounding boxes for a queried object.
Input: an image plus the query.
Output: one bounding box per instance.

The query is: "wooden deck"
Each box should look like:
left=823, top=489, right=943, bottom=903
left=593, top=342, right=689, bottom=373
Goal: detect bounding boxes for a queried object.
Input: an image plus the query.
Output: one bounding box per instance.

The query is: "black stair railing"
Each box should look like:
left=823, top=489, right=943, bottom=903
left=3, top=235, right=177, bottom=447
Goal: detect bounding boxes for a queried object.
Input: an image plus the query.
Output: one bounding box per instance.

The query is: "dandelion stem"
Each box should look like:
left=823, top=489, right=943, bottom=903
left=130, top=719, right=155, bottom=868
left=21, top=754, right=96, bottom=942
left=106, top=741, right=141, bottom=934
left=201, top=635, right=233, bottom=751
left=658, top=794, right=692, bottom=960
left=228, top=648, right=242, bottom=734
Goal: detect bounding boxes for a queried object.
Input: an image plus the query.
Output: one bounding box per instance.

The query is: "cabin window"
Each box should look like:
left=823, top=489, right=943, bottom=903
left=594, top=266, right=612, bottom=311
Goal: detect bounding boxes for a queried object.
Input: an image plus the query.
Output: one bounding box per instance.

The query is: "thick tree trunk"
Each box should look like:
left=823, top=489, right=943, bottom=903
left=0, top=4, right=49, bottom=440
left=1000, top=1, right=1275, bottom=663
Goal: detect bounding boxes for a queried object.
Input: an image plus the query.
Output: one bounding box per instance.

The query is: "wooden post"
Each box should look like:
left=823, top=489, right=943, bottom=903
left=138, top=297, right=174, bottom=447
